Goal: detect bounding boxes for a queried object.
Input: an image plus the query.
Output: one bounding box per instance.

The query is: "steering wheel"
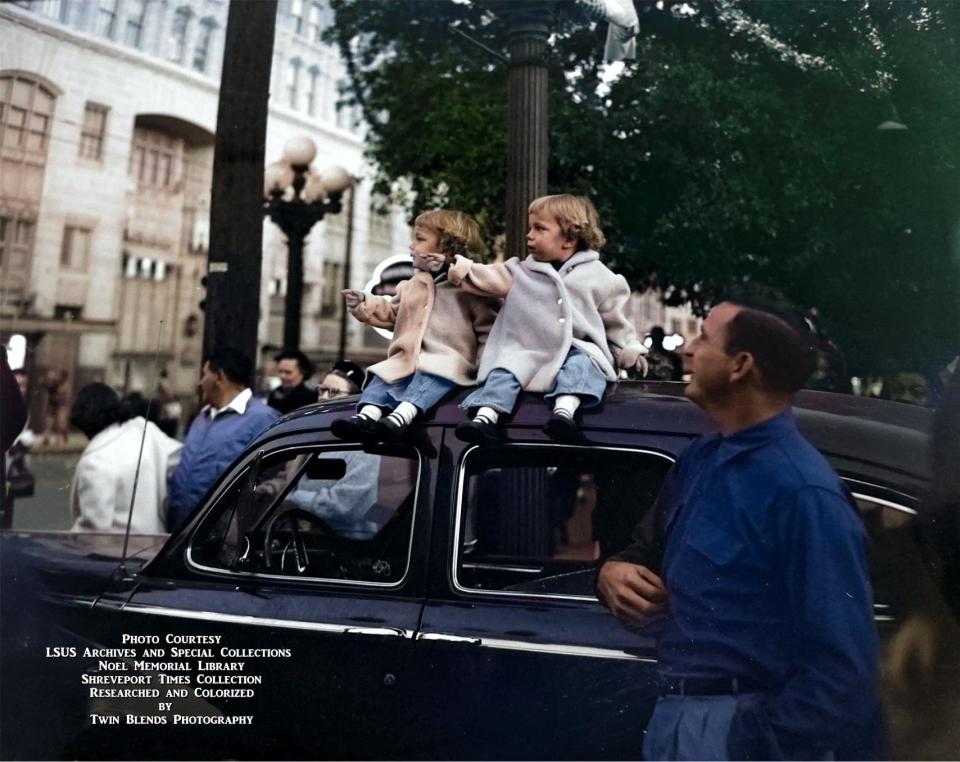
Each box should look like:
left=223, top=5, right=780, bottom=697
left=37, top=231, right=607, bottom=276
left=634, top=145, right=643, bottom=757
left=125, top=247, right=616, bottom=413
left=262, top=507, right=352, bottom=578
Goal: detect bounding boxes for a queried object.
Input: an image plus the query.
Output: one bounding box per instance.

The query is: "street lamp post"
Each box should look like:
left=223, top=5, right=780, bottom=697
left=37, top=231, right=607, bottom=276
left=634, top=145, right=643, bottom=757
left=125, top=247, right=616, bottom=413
left=264, top=136, right=352, bottom=350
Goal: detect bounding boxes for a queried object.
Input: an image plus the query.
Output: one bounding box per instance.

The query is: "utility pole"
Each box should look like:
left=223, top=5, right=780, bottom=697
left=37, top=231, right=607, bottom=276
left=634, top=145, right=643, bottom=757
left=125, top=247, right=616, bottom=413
left=203, top=0, right=278, bottom=365
left=504, top=4, right=550, bottom=261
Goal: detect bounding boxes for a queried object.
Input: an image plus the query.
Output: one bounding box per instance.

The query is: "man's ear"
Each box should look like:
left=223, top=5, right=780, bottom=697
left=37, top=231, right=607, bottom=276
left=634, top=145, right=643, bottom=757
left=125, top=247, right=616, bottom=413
left=729, top=351, right=755, bottom=383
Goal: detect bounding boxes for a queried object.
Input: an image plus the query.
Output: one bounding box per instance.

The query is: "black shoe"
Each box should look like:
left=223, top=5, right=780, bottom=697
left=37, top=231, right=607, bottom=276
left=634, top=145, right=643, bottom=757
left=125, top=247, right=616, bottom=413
left=543, top=413, right=585, bottom=444
left=376, top=416, right=409, bottom=440
left=455, top=419, right=502, bottom=445
left=331, top=415, right=380, bottom=442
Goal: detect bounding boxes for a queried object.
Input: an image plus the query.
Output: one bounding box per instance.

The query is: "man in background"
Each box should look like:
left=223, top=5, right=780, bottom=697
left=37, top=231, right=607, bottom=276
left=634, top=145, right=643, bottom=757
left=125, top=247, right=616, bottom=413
left=167, top=347, right=277, bottom=531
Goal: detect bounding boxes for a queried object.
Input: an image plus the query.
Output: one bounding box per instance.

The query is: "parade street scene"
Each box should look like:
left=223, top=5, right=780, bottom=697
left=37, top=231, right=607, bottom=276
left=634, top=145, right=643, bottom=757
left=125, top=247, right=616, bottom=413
left=1, top=0, right=958, bottom=760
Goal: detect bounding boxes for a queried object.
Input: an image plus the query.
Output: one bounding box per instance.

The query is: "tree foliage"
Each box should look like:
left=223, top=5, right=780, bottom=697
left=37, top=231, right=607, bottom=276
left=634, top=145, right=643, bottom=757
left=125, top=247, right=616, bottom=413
left=328, top=0, right=959, bottom=377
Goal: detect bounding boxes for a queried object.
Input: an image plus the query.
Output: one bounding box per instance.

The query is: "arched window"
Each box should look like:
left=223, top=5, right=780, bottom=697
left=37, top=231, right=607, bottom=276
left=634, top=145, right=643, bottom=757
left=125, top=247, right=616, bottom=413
left=286, top=58, right=302, bottom=110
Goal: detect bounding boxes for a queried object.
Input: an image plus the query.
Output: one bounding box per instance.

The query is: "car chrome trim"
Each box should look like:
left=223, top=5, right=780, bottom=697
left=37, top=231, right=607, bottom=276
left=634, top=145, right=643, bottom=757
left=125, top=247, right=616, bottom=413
left=104, top=602, right=416, bottom=638
left=416, top=632, right=482, bottom=645
left=451, top=442, right=676, bottom=603
left=461, top=562, right=544, bottom=574
left=848, top=491, right=917, bottom=516
left=184, top=442, right=422, bottom=590
left=417, top=630, right=655, bottom=661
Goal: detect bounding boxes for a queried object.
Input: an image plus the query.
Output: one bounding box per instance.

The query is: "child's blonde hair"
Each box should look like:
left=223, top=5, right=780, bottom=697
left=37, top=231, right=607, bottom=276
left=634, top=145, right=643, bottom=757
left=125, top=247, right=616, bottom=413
left=528, top=194, right=606, bottom=251
left=414, top=210, right=482, bottom=259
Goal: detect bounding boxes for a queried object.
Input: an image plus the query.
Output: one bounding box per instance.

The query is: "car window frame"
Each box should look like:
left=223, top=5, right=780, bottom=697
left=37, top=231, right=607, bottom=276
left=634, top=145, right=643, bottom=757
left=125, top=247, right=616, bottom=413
left=451, top=441, right=677, bottom=603
left=185, top=441, right=423, bottom=590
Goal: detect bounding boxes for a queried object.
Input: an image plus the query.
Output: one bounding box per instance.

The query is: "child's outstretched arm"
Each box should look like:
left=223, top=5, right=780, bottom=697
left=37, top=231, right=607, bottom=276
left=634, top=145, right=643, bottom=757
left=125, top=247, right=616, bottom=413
left=342, top=288, right=400, bottom=329
left=447, top=255, right=515, bottom=298
left=598, top=275, right=649, bottom=376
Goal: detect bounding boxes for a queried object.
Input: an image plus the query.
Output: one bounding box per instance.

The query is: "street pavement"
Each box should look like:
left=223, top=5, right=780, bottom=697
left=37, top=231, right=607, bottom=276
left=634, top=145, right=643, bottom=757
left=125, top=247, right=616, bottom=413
left=9, top=449, right=81, bottom=531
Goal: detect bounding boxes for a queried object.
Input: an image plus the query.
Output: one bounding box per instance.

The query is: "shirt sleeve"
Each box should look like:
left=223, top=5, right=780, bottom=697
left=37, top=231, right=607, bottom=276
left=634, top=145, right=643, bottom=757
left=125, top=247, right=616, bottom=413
left=71, top=457, right=116, bottom=532
left=764, top=485, right=879, bottom=748
left=447, top=255, right=515, bottom=297
left=596, top=274, right=645, bottom=368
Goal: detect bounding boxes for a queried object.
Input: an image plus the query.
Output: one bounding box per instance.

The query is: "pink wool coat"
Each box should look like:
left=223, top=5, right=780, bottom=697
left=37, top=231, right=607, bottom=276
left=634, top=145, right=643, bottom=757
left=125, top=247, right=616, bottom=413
left=351, top=270, right=500, bottom=386
left=448, top=249, right=646, bottom=392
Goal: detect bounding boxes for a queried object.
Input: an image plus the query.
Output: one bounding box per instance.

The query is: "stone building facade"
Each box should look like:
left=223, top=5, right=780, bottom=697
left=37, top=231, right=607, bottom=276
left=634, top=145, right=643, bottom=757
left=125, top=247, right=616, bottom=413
left=0, top=0, right=405, bottom=427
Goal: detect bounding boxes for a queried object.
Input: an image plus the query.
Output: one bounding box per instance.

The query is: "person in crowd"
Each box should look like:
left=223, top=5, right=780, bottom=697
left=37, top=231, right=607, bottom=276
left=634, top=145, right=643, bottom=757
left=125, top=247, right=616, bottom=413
left=1, top=347, right=28, bottom=528
left=644, top=325, right=684, bottom=381
left=68, top=383, right=181, bottom=534
left=40, top=369, right=70, bottom=448
left=597, top=300, right=883, bottom=760
left=447, top=194, right=648, bottom=444
left=284, top=362, right=384, bottom=540
left=333, top=209, right=499, bottom=440
left=167, top=347, right=278, bottom=531
left=316, top=360, right=364, bottom=400
left=267, top=349, right=319, bottom=414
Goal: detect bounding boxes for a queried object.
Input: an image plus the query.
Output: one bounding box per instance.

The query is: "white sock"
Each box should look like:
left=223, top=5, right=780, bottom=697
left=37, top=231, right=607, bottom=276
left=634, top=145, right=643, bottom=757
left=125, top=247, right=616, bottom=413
left=387, top=401, right=419, bottom=427
left=473, top=406, right=499, bottom=425
left=358, top=405, right=383, bottom=421
left=553, top=395, right=581, bottom=419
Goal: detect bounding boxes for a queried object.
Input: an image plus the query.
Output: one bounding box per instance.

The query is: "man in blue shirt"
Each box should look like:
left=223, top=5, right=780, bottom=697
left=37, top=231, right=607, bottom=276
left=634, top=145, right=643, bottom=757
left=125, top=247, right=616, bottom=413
left=598, top=302, right=882, bottom=760
left=167, top=347, right=278, bottom=531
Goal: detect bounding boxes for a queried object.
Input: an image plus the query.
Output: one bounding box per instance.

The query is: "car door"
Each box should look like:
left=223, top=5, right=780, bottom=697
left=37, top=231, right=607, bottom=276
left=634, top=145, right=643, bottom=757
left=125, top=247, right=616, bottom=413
left=409, top=426, right=686, bottom=760
left=79, top=431, right=439, bottom=760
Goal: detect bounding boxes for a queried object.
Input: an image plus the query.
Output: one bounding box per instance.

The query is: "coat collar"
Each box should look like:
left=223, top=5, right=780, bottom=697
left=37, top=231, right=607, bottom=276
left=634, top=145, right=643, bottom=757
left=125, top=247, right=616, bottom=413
left=523, top=249, right=600, bottom=277
left=714, top=408, right=797, bottom=464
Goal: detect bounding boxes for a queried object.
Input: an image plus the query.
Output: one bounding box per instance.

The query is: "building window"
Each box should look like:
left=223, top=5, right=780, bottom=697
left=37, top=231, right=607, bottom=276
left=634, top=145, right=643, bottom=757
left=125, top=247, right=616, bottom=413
left=169, top=6, right=192, bottom=63
left=0, top=216, right=35, bottom=271
left=61, top=226, right=92, bottom=271
left=285, top=58, right=302, bottom=109
left=0, top=74, right=56, bottom=156
left=123, top=253, right=173, bottom=281
left=290, top=0, right=304, bottom=34
left=124, top=0, right=147, bottom=48
left=95, top=0, right=119, bottom=39
left=128, top=126, right=182, bottom=190
left=28, top=0, right=66, bottom=21
left=79, top=102, right=108, bottom=160
left=193, top=18, right=216, bottom=73
left=319, top=260, right=343, bottom=318
left=306, top=2, right=323, bottom=43
left=306, top=67, right=320, bottom=116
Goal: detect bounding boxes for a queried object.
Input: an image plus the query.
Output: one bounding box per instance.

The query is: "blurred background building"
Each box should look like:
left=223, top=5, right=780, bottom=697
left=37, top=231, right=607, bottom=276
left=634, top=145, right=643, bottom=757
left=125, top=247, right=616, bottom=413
left=0, top=0, right=409, bottom=427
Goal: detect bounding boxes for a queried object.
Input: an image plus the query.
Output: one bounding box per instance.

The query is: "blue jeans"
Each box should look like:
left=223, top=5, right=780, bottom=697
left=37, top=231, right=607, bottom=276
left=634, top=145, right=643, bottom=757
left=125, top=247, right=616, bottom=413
left=643, top=694, right=835, bottom=761
left=461, top=348, right=608, bottom=414
left=360, top=371, right=457, bottom=414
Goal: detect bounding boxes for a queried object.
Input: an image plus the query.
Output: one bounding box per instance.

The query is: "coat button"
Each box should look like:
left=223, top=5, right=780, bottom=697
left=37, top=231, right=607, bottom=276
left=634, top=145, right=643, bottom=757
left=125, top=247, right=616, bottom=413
left=558, top=318, right=565, bottom=323
left=557, top=298, right=563, bottom=305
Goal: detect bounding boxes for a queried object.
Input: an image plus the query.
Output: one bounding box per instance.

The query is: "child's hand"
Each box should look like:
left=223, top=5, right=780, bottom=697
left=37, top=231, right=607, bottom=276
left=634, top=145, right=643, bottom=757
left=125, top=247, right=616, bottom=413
left=342, top=289, right=365, bottom=309
left=633, top=354, right=649, bottom=378
left=414, top=252, right=448, bottom=273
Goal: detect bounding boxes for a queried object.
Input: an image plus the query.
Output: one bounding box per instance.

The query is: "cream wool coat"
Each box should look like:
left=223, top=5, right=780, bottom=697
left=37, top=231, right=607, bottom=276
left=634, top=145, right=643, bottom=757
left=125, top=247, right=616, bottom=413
left=448, top=249, right=646, bottom=392
left=70, top=417, right=182, bottom=534
left=352, top=270, right=500, bottom=385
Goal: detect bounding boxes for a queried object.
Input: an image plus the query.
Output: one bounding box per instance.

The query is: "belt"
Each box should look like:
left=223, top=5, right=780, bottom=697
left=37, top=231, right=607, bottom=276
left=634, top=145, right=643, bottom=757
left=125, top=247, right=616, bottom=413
left=657, top=676, right=763, bottom=697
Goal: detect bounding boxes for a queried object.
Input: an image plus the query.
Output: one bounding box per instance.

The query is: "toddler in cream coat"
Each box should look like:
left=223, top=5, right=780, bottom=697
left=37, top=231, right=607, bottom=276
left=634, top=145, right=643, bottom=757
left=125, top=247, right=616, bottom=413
left=434, top=194, right=647, bottom=443
left=332, top=210, right=499, bottom=441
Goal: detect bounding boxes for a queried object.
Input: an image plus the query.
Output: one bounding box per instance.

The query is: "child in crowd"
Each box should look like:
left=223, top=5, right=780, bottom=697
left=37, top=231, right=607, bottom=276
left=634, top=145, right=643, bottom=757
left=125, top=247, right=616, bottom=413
left=332, top=210, right=500, bottom=441
left=437, top=194, right=647, bottom=443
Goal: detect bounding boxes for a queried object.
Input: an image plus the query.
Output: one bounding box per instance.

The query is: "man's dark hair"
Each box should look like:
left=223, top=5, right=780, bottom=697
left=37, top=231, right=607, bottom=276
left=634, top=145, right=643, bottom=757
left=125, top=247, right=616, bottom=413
left=70, top=383, right=128, bottom=439
left=204, top=347, right=254, bottom=388
left=725, top=307, right=818, bottom=394
left=273, top=349, right=314, bottom=380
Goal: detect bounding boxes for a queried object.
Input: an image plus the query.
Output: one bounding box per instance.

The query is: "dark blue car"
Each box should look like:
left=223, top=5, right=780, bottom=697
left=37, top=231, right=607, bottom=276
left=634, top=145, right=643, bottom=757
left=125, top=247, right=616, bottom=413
left=0, top=383, right=932, bottom=759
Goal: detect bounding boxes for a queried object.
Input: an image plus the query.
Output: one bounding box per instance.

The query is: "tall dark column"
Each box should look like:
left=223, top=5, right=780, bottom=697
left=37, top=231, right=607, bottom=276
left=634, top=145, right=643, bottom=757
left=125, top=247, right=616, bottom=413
left=504, top=7, right=549, bottom=261
left=203, top=0, right=278, bottom=365
left=283, top=232, right=305, bottom=350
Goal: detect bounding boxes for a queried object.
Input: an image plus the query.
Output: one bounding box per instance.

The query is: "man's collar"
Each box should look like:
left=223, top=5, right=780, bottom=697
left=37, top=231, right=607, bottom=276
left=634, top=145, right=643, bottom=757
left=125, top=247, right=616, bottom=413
left=204, top=387, right=252, bottom=420
left=715, top=408, right=797, bottom=464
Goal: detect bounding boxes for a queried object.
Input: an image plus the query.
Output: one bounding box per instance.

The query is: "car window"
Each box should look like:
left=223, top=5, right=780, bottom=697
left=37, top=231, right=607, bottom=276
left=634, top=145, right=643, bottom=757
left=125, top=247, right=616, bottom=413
left=848, top=489, right=920, bottom=622
left=454, top=444, right=673, bottom=599
left=189, top=444, right=419, bottom=585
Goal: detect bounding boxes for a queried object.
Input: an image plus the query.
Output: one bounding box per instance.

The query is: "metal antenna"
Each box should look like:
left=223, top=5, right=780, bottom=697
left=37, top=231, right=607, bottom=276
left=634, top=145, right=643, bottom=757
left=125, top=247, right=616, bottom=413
left=119, top=320, right=165, bottom=574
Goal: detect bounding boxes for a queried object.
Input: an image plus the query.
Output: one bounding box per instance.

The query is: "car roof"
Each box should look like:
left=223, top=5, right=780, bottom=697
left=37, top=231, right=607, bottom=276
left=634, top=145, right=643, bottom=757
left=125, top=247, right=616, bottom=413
left=254, top=381, right=933, bottom=481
